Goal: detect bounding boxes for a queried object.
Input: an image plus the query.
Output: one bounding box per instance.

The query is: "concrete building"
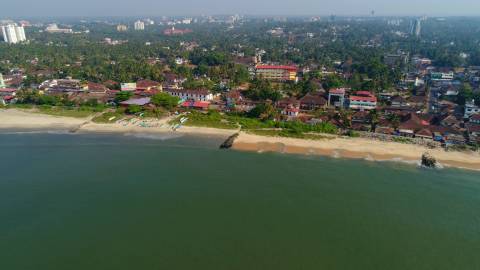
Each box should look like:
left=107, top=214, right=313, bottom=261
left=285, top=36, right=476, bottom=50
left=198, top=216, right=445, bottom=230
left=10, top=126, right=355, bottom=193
left=349, top=91, right=377, bottom=110
left=465, top=100, right=480, bottom=118
left=255, top=65, right=298, bottom=82
left=165, top=89, right=214, bottom=101
left=134, top=20, right=145, bottom=30
left=328, top=88, right=346, bottom=108
left=45, top=24, right=73, bottom=33
left=1, top=24, right=26, bottom=44
left=0, top=73, right=5, bottom=88
left=431, top=72, right=454, bottom=81
left=117, top=25, right=128, bottom=32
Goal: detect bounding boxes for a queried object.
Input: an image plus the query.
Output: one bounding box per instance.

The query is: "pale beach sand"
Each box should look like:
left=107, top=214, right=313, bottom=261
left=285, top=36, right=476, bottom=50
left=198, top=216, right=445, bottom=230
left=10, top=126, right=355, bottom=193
left=0, top=109, right=237, bottom=137
left=0, top=109, right=88, bottom=130
left=1, top=108, right=479, bottom=170
left=232, top=133, right=480, bottom=171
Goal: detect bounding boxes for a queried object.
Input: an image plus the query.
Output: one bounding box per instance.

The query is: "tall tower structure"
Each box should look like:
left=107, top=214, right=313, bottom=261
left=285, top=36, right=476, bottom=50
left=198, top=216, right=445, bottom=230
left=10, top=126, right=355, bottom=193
left=0, top=73, right=6, bottom=89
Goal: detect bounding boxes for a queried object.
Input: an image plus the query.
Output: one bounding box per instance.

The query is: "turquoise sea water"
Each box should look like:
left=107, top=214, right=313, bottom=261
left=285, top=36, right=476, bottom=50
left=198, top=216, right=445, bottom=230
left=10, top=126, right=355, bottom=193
left=0, top=132, right=479, bottom=270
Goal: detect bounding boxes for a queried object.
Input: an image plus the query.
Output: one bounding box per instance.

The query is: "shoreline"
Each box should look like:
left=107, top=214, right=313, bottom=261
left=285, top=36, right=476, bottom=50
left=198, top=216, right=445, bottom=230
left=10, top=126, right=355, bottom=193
left=232, top=133, right=480, bottom=171
left=1, top=109, right=480, bottom=171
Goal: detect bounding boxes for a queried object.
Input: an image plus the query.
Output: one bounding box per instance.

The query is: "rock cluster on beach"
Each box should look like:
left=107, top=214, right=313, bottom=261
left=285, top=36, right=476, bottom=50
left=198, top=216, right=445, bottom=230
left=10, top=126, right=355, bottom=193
left=421, top=152, right=437, bottom=168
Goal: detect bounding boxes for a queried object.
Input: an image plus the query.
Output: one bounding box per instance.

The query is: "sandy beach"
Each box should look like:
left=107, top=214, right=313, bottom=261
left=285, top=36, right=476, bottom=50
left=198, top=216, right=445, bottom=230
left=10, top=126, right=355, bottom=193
left=0, top=108, right=237, bottom=137
left=1, top=108, right=480, bottom=170
left=232, top=133, right=480, bottom=171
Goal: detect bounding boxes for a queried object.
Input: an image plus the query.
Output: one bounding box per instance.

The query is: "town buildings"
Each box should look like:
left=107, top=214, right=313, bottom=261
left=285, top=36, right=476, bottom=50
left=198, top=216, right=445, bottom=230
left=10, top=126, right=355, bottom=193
left=45, top=24, right=73, bottom=33
left=464, top=100, right=480, bottom=118
left=349, top=91, right=377, bottom=110
left=1, top=24, right=26, bottom=44
left=163, top=27, right=192, bottom=35
left=164, top=89, right=214, bottom=101
left=117, top=25, right=128, bottom=32
left=0, top=73, right=5, bottom=88
left=255, top=65, right=298, bottom=82
left=134, top=21, right=145, bottom=30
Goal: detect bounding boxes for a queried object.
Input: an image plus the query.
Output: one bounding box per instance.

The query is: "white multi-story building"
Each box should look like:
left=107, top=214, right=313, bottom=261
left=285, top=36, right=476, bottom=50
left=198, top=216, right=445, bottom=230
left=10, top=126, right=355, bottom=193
left=465, top=100, right=480, bottom=118
left=165, top=89, right=214, bottom=101
left=134, top=20, right=145, bottom=30
left=1, top=24, right=26, bottom=44
left=0, top=73, right=5, bottom=88
left=116, top=24, right=128, bottom=32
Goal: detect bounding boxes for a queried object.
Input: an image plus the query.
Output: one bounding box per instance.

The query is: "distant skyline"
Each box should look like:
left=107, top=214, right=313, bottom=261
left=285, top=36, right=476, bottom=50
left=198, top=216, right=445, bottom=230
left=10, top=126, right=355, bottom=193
left=1, top=0, right=480, bottom=18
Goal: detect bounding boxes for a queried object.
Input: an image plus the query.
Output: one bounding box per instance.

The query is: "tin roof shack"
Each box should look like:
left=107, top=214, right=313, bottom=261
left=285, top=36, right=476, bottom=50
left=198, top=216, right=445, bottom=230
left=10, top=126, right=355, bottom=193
left=0, top=88, right=17, bottom=104
left=119, top=97, right=151, bottom=107
left=181, top=100, right=210, bottom=110
left=136, top=79, right=162, bottom=95
left=39, top=79, right=85, bottom=94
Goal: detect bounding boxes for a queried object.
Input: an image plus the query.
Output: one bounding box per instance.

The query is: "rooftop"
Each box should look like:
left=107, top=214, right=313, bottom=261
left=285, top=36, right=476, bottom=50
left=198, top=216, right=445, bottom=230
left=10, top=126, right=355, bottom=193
left=256, top=65, right=297, bottom=71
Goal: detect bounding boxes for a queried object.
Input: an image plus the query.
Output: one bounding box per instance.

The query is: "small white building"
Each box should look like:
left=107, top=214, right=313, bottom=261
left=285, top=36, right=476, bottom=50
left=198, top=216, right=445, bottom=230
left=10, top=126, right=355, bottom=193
left=134, top=21, right=145, bottom=30
left=165, top=89, right=214, bottom=101
left=465, top=100, right=480, bottom=118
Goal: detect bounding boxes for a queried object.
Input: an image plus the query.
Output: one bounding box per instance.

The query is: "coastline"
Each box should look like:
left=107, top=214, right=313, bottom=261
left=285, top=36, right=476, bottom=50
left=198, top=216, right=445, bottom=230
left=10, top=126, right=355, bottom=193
left=232, top=133, right=480, bottom=171
left=1, top=108, right=480, bottom=171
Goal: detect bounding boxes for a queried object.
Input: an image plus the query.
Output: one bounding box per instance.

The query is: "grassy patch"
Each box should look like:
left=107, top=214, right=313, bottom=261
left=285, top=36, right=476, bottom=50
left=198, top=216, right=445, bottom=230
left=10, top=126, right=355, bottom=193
left=392, top=137, right=414, bottom=144
left=36, top=105, right=103, bottom=118
left=92, top=111, right=125, bottom=123
left=175, top=111, right=238, bottom=130
left=248, top=129, right=332, bottom=140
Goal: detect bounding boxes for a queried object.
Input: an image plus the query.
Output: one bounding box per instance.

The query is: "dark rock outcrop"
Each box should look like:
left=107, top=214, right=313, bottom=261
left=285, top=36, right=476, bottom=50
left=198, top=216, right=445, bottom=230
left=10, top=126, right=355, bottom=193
left=220, top=133, right=239, bottom=149
left=421, top=152, right=437, bottom=168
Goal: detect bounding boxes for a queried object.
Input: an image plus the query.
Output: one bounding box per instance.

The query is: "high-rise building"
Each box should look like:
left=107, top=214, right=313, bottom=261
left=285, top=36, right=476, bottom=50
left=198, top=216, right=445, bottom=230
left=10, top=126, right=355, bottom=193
left=134, top=20, right=145, bottom=30
left=117, top=24, right=128, bottom=32
left=0, top=73, right=5, bottom=89
left=1, top=24, right=27, bottom=44
left=411, top=19, right=422, bottom=37
left=255, top=65, right=298, bottom=82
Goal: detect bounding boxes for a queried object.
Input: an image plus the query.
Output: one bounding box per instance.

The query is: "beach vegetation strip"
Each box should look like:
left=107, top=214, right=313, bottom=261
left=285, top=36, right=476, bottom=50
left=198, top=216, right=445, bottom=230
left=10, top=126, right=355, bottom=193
left=172, top=110, right=338, bottom=137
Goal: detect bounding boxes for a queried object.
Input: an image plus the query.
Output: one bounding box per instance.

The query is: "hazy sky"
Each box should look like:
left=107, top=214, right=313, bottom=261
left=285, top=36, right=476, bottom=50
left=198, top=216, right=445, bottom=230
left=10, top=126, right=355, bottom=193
left=2, top=0, right=480, bottom=17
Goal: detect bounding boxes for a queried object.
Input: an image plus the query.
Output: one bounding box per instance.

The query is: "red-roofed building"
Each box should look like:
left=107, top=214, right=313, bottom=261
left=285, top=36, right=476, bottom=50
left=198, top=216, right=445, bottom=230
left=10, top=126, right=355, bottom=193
left=136, top=79, right=162, bottom=92
left=181, top=101, right=210, bottom=110
left=165, top=88, right=214, bottom=101
left=349, top=91, right=377, bottom=110
left=0, top=88, right=17, bottom=96
left=163, top=27, right=193, bottom=35
left=255, top=65, right=298, bottom=81
left=470, top=114, right=480, bottom=125
left=87, top=82, right=109, bottom=93
left=282, top=106, right=300, bottom=117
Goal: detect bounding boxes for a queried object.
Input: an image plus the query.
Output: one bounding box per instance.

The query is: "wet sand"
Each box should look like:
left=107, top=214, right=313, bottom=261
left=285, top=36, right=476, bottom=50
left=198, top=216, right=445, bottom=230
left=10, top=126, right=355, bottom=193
left=232, top=133, right=480, bottom=171
left=2, top=109, right=479, bottom=170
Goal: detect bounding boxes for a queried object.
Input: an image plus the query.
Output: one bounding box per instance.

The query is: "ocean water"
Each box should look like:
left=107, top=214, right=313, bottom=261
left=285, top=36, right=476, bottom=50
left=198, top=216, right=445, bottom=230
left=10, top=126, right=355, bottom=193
left=0, top=132, right=479, bottom=270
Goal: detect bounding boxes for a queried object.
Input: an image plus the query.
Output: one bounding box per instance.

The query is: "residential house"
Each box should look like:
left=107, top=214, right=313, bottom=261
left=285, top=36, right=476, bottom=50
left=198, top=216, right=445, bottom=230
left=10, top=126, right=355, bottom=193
left=119, top=97, right=151, bottom=107
left=464, top=100, right=480, bottom=118
left=136, top=79, right=162, bottom=92
left=440, top=115, right=462, bottom=129
left=39, top=79, right=84, bottom=93
left=349, top=91, right=377, bottom=110
left=406, top=95, right=426, bottom=108
left=181, top=100, right=210, bottom=110
left=398, top=113, right=430, bottom=137
left=299, top=92, right=327, bottom=111
left=165, top=89, right=214, bottom=101
left=282, top=107, right=300, bottom=117
left=0, top=88, right=17, bottom=104
left=470, top=113, right=480, bottom=124
left=415, top=128, right=433, bottom=140
left=276, top=96, right=299, bottom=109
left=390, top=96, right=407, bottom=107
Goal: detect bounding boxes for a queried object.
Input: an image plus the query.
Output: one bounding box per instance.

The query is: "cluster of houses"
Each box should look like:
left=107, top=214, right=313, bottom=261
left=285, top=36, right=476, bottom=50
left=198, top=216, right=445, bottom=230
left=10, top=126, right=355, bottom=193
left=2, top=54, right=480, bottom=148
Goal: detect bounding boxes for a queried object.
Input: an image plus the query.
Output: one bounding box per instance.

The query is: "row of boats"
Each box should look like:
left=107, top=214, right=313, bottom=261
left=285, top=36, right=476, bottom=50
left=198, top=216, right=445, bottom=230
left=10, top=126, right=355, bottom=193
left=172, top=117, right=188, bottom=131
